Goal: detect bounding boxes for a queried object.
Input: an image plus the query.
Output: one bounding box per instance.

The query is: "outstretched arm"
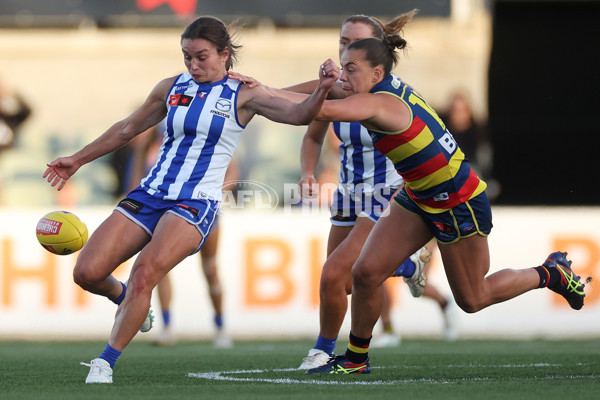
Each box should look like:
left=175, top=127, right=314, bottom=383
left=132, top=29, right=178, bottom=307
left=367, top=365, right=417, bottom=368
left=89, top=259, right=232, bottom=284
left=282, top=60, right=346, bottom=99
left=229, top=60, right=347, bottom=100
left=43, top=76, right=175, bottom=191
left=283, top=79, right=347, bottom=99
left=238, top=60, right=338, bottom=126
left=255, top=60, right=342, bottom=106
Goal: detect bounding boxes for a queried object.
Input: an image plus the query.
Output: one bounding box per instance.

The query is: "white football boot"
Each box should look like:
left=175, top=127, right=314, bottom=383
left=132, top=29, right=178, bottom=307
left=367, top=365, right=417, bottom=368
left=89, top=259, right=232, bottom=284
left=370, top=333, right=401, bottom=348
left=298, top=348, right=331, bottom=370
left=403, top=247, right=431, bottom=297
left=151, top=327, right=176, bottom=346
left=213, top=330, right=234, bottom=349
left=442, top=296, right=459, bottom=342
left=81, top=358, right=113, bottom=384
left=140, top=308, right=154, bottom=333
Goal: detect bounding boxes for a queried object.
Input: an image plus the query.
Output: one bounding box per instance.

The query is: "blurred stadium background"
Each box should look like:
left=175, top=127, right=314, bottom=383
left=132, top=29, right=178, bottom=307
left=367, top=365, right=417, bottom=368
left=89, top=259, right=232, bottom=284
left=0, top=0, right=599, bottom=341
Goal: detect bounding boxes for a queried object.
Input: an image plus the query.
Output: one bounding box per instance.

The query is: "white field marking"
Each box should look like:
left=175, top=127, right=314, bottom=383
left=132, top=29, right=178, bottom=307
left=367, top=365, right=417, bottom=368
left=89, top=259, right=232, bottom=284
left=387, top=363, right=591, bottom=369
left=187, top=366, right=599, bottom=385
left=187, top=369, right=450, bottom=385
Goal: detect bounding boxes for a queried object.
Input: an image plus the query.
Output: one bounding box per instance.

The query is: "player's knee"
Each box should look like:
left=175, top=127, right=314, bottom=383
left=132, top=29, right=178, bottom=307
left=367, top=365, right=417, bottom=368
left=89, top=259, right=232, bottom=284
left=202, top=257, right=217, bottom=274
left=344, top=280, right=353, bottom=295
left=202, top=265, right=218, bottom=283
left=351, top=261, right=378, bottom=290
left=319, top=273, right=335, bottom=294
left=73, top=263, right=105, bottom=289
left=129, top=264, right=158, bottom=296
left=72, top=269, right=89, bottom=289
left=201, top=256, right=217, bottom=270
left=209, top=283, right=222, bottom=296
left=320, top=259, right=349, bottom=289
left=454, top=296, right=485, bottom=313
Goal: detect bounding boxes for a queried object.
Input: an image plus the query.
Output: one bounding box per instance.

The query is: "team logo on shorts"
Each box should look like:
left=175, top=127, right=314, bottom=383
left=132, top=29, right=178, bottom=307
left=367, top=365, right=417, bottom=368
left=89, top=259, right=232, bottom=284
left=459, top=223, right=475, bottom=233
left=175, top=204, right=199, bottom=219
left=434, top=222, right=454, bottom=234
left=331, top=213, right=354, bottom=223
left=118, top=198, right=144, bottom=214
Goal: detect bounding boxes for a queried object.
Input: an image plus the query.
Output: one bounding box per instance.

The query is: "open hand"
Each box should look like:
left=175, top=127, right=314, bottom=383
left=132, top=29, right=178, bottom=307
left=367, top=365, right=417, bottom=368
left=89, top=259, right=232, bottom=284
left=228, top=71, right=261, bottom=88
left=43, top=157, right=79, bottom=191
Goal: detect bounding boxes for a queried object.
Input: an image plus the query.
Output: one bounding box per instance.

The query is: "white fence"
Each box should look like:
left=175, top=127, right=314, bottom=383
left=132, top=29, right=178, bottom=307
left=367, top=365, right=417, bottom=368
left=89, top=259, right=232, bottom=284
left=0, top=207, right=598, bottom=341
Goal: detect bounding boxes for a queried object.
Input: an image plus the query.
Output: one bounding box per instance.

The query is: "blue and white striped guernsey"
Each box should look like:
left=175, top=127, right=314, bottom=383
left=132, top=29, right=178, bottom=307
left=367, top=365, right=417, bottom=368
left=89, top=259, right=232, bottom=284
left=333, top=121, right=403, bottom=192
left=141, top=73, right=244, bottom=202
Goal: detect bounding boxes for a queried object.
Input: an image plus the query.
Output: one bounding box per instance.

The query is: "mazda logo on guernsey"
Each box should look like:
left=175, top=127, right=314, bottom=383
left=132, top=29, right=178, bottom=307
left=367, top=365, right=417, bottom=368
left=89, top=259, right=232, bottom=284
left=215, top=98, right=232, bottom=112
left=220, top=180, right=279, bottom=213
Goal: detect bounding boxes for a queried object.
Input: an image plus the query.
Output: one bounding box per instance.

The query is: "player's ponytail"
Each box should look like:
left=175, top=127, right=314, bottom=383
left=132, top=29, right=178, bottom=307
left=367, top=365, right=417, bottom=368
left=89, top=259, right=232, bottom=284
left=379, top=8, right=416, bottom=56
left=343, top=9, right=417, bottom=41
left=383, top=34, right=408, bottom=53
left=378, top=9, right=417, bottom=36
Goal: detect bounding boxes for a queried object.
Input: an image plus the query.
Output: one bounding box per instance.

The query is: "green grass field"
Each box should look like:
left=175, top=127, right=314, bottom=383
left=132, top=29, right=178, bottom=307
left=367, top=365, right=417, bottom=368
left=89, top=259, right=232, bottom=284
left=1, top=339, right=599, bottom=399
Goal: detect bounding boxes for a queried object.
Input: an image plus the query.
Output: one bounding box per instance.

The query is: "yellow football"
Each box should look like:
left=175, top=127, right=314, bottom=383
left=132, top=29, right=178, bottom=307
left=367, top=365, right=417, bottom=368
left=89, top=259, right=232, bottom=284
left=36, top=211, right=88, bottom=255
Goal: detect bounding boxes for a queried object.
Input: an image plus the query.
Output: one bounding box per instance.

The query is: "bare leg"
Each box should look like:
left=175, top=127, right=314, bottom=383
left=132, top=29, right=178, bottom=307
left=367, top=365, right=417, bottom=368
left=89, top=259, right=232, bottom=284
left=422, top=262, right=448, bottom=309
left=319, top=218, right=375, bottom=339
left=438, top=235, right=540, bottom=313
left=423, top=284, right=448, bottom=308
left=73, top=211, right=149, bottom=299
left=156, top=274, right=173, bottom=314
left=200, top=224, right=232, bottom=347
left=368, top=282, right=403, bottom=348
left=200, top=225, right=222, bottom=317
left=351, top=204, right=432, bottom=339
left=153, top=273, right=176, bottom=344
left=109, top=213, right=202, bottom=351
left=379, top=283, right=393, bottom=328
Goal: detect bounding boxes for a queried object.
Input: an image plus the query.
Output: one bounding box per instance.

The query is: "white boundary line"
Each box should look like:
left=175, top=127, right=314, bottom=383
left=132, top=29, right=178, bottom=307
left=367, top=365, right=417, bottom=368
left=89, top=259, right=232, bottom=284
left=187, top=365, right=599, bottom=385
left=188, top=368, right=442, bottom=385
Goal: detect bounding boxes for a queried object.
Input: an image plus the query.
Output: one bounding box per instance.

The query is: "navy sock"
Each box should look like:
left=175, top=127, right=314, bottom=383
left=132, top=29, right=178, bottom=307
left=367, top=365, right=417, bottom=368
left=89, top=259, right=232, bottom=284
left=214, top=314, right=223, bottom=329
left=394, top=258, right=416, bottom=277
left=162, top=310, right=171, bottom=327
left=99, top=344, right=122, bottom=369
left=345, top=332, right=370, bottom=364
left=314, top=334, right=337, bottom=355
left=110, top=282, right=127, bottom=305
left=534, top=266, right=561, bottom=289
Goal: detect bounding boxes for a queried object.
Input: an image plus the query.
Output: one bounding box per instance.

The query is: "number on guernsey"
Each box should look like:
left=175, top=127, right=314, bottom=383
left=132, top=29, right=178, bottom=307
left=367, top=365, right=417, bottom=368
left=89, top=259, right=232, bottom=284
left=438, top=130, right=457, bottom=154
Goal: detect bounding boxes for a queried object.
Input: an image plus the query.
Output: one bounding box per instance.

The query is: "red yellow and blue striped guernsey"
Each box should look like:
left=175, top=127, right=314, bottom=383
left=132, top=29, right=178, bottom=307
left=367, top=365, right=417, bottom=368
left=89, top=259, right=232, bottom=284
left=367, top=75, right=487, bottom=213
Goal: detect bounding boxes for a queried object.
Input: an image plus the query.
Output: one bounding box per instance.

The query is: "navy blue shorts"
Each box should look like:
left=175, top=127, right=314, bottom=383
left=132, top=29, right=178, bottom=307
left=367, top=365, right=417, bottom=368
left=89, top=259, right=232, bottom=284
left=115, top=186, right=219, bottom=253
left=330, top=185, right=397, bottom=226
left=394, top=187, right=493, bottom=244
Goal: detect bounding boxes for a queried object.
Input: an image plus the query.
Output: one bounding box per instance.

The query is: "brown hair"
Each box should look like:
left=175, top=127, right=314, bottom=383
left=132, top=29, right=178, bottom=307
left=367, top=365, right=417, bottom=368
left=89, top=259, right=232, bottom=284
left=342, top=9, right=418, bottom=40
left=181, top=16, right=242, bottom=71
left=345, top=9, right=417, bottom=76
